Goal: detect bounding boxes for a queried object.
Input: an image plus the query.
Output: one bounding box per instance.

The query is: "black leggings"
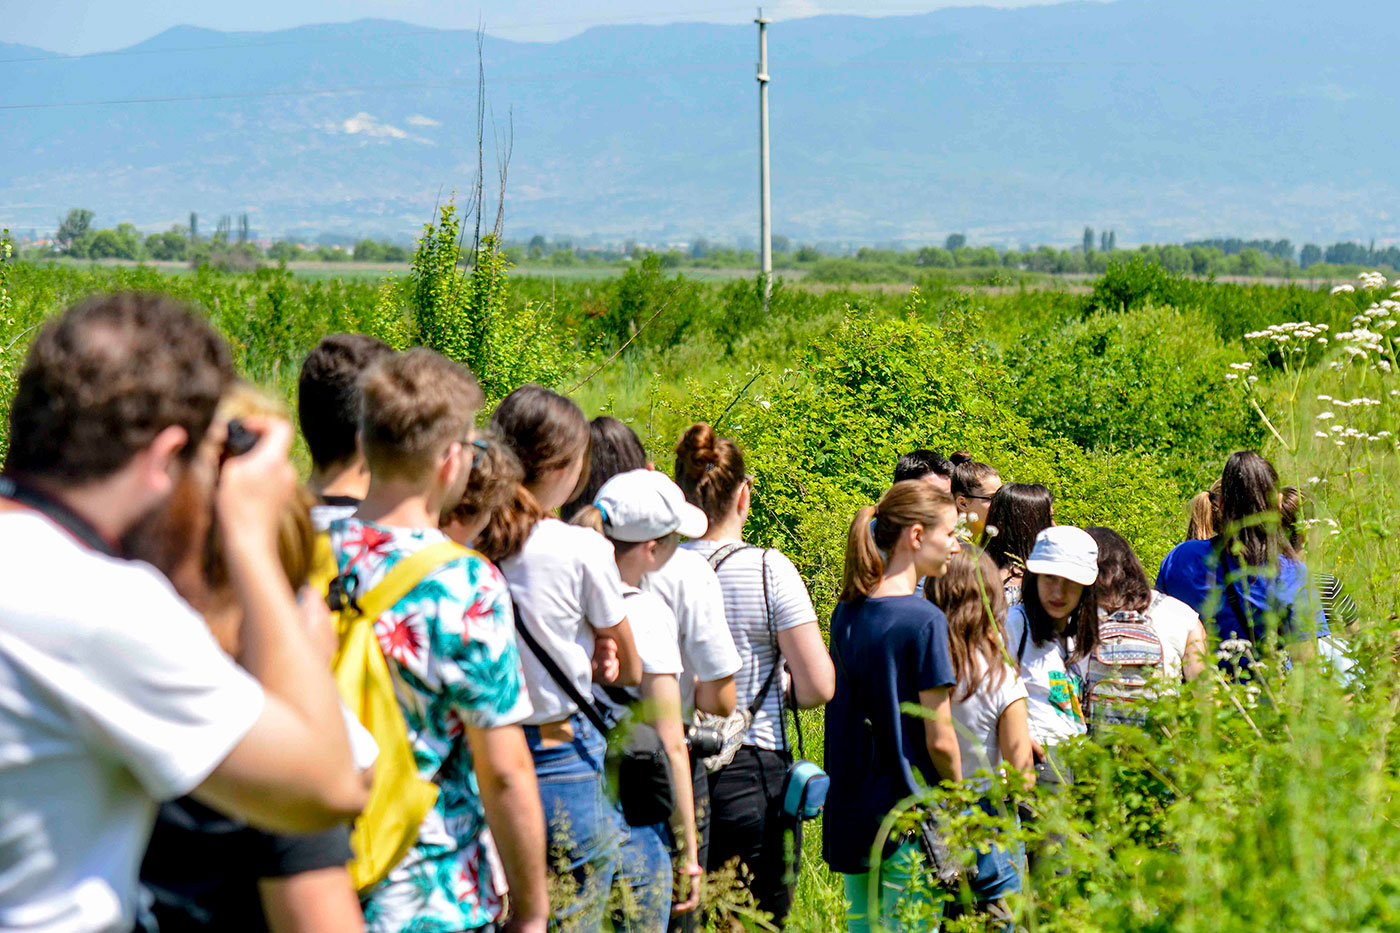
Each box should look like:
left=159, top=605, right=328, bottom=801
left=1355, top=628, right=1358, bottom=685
left=706, top=746, right=798, bottom=927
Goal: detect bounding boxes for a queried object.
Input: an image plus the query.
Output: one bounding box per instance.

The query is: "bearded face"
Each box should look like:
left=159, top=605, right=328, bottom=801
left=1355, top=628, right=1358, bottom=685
left=120, top=417, right=224, bottom=615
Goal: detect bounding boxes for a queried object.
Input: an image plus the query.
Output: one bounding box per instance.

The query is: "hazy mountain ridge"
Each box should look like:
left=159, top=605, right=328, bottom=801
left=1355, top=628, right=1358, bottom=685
left=1, top=0, right=1394, bottom=245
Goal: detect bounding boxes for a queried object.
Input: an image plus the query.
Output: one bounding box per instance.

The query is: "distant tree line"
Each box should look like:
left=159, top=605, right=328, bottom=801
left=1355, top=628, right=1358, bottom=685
left=37, top=209, right=409, bottom=268
left=29, top=208, right=1399, bottom=278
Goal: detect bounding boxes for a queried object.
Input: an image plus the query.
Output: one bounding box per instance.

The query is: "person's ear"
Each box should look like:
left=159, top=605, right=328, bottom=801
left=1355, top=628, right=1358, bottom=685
left=908, top=522, right=925, bottom=552
left=142, top=425, right=190, bottom=497
left=737, top=481, right=752, bottom=516
left=439, top=440, right=464, bottom=491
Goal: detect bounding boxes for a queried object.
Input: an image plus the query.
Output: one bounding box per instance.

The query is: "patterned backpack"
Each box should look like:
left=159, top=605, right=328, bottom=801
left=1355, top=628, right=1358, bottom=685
left=1085, top=594, right=1166, bottom=730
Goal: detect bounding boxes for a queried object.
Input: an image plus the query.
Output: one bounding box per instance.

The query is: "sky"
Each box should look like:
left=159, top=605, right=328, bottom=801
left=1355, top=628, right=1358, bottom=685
left=2, top=0, right=1075, bottom=55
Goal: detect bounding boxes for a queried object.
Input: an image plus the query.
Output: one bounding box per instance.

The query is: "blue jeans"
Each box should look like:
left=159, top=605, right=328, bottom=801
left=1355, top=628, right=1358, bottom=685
left=525, top=713, right=620, bottom=932
left=612, top=816, right=673, bottom=931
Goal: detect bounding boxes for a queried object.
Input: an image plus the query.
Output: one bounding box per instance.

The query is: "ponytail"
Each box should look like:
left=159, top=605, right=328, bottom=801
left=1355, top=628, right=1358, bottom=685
left=839, top=481, right=957, bottom=603
left=473, top=483, right=547, bottom=564
left=570, top=504, right=606, bottom=536
left=1186, top=490, right=1216, bottom=540
left=840, top=505, right=885, bottom=603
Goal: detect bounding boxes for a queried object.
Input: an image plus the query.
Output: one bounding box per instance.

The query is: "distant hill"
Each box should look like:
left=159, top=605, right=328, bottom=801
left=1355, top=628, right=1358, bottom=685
left=2, top=0, right=1396, bottom=245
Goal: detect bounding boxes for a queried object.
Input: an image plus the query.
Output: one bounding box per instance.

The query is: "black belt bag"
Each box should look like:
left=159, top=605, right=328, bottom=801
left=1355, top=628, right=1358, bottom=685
left=513, top=607, right=674, bottom=827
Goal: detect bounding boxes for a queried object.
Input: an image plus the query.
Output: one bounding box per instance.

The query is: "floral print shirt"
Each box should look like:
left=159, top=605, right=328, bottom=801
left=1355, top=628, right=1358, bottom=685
left=328, top=518, right=532, bottom=933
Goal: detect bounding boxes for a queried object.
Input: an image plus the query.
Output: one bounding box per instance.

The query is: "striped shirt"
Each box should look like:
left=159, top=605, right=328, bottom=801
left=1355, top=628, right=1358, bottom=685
left=683, top=539, right=817, bottom=751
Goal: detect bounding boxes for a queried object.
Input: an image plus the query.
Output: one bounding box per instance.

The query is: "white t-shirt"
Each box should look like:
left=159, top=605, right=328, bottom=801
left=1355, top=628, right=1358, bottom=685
left=595, top=587, right=684, bottom=723
left=0, top=512, right=265, bottom=933
left=499, top=519, right=628, bottom=726
left=951, top=655, right=1029, bottom=787
left=1143, top=590, right=1199, bottom=683
left=682, top=540, right=817, bottom=751
left=641, top=548, right=742, bottom=714
left=1005, top=603, right=1086, bottom=747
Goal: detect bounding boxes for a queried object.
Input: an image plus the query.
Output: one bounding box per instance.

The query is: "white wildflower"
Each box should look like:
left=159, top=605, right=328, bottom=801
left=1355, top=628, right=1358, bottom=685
left=1316, top=411, right=1335, bottom=419
left=1332, top=284, right=1356, bottom=295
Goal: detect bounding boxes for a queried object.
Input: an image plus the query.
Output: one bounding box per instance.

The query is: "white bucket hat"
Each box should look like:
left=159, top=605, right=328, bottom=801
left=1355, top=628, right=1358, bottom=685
left=1024, top=525, right=1099, bottom=586
left=593, top=469, right=709, bottom=542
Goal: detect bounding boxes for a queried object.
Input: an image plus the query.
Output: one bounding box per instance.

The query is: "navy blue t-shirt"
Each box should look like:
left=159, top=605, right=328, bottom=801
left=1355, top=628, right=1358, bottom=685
left=822, top=594, right=956, bottom=875
left=1156, top=538, right=1327, bottom=654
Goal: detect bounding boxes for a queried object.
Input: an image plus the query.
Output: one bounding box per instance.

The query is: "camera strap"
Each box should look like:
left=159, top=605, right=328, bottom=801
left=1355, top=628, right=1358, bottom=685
left=0, top=475, right=115, bottom=557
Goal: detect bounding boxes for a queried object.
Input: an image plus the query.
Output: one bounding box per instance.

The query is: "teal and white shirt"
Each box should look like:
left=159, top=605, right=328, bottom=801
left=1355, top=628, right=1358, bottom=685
left=328, top=518, right=532, bottom=933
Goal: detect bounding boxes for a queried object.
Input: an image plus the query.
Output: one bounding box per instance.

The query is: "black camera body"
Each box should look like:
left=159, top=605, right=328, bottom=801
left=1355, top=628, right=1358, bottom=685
left=685, top=724, right=722, bottom=758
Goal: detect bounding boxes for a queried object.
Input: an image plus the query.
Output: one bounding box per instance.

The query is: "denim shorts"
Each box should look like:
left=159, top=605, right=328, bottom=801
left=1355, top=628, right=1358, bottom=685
left=524, top=712, right=620, bottom=931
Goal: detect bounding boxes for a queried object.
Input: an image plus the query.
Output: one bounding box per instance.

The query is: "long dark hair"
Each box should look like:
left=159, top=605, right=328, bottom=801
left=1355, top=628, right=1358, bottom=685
left=1219, top=450, right=1290, bottom=567
left=490, top=384, right=591, bottom=494
left=984, top=483, right=1054, bottom=573
left=560, top=417, right=647, bottom=522
left=1084, top=526, right=1151, bottom=616
left=1021, top=569, right=1099, bottom=666
left=925, top=545, right=1010, bottom=701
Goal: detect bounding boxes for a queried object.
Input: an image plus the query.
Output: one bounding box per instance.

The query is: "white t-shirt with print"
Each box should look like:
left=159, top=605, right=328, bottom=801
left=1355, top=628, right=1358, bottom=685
left=595, top=587, right=684, bottom=724
left=682, top=540, right=816, bottom=751
left=1005, top=604, right=1086, bottom=747
left=499, top=519, right=628, bottom=725
left=951, top=654, right=1029, bottom=787
left=0, top=512, right=264, bottom=933
left=642, top=547, right=742, bottom=715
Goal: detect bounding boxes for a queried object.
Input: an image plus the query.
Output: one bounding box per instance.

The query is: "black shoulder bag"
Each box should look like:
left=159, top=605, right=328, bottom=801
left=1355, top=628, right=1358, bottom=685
left=512, top=606, right=674, bottom=828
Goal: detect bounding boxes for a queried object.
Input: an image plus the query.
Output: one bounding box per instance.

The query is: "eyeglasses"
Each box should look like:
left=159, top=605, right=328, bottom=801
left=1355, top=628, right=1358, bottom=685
left=962, top=494, right=994, bottom=502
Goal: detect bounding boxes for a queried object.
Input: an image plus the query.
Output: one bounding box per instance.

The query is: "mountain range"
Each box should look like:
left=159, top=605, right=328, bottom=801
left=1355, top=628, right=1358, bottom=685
left=2, top=0, right=1395, bottom=246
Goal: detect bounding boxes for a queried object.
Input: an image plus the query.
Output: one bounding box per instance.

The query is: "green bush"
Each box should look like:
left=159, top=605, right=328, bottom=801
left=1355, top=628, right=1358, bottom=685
left=1004, top=305, right=1263, bottom=488
left=650, top=295, right=1183, bottom=618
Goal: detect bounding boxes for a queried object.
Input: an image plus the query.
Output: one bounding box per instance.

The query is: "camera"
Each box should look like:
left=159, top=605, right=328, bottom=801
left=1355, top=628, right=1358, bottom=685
left=222, top=419, right=259, bottom=462
left=685, top=724, right=722, bottom=758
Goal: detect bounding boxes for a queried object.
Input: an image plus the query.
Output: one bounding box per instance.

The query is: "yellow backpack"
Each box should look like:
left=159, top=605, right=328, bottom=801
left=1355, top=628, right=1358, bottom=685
left=310, top=534, right=469, bottom=892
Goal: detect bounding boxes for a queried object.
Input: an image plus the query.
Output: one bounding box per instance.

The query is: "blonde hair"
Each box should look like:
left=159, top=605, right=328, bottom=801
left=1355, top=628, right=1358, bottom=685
left=925, top=545, right=1010, bottom=702
left=840, top=480, right=956, bottom=603
left=207, top=383, right=317, bottom=591
left=1186, top=479, right=1222, bottom=540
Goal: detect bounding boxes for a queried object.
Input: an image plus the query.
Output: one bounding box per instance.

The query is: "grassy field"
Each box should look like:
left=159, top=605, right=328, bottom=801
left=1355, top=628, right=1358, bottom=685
left=3, top=249, right=1399, bottom=931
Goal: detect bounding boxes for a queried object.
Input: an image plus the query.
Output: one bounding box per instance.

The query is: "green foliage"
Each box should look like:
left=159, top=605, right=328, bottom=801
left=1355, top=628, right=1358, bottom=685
left=1089, top=256, right=1182, bottom=314
left=648, top=294, right=1182, bottom=617
left=1004, top=305, right=1263, bottom=487
left=399, top=202, right=567, bottom=402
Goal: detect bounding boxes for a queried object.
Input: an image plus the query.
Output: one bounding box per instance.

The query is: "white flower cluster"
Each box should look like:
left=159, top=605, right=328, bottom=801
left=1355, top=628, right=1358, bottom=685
left=1313, top=395, right=1392, bottom=446
left=1244, top=321, right=1330, bottom=348
left=1360, top=270, right=1390, bottom=291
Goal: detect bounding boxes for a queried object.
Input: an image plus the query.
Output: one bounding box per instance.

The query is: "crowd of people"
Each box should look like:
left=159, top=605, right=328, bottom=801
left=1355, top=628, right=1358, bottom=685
left=0, top=293, right=1345, bottom=933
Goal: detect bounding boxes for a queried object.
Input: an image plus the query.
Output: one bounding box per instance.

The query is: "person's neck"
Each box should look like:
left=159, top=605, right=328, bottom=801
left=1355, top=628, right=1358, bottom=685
left=355, top=477, right=441, bottom=530
left=309, top=459, right=370, bottom=502
left=703, top=512, right=745, bottom=542
left=870, top=550, right=919, bottom=598
left=615, top=551, right=646, bottom=587
left=22, top=475, right=138, bottom=551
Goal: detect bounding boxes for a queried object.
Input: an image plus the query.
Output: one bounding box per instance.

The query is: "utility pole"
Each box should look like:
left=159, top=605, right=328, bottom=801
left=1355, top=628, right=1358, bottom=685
left=756, top=9, right=772, bottom=311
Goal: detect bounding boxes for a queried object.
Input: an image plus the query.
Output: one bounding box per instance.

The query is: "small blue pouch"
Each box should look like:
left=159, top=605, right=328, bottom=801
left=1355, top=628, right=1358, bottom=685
left=781, top=759, right=830, bottom=821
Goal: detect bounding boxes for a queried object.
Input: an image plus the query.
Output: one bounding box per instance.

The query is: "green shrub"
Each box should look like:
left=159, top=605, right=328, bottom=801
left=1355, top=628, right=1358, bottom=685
left=1004, top=305, right=1263, bottom=488
left=650, top=295, right=1183, bottom=618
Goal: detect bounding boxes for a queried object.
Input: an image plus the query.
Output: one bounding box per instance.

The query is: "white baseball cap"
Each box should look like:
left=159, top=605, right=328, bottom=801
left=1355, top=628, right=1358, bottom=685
left=1024, top=525, right=1099, bottom=586
left=594, top=469, right=709, bottom=542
